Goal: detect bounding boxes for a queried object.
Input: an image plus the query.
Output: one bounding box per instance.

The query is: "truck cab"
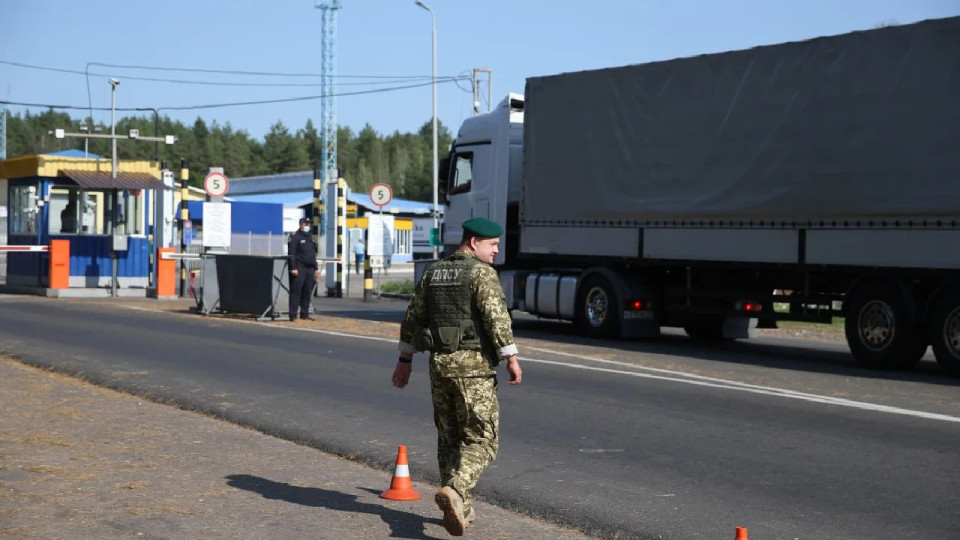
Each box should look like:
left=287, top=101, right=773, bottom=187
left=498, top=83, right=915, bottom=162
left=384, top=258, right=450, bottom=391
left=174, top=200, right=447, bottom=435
left=443, top=94, right=524, bottom=266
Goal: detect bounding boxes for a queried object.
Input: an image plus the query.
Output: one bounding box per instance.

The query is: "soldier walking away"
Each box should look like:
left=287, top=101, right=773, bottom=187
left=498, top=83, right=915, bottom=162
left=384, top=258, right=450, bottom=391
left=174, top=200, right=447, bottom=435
left=391, top=217, right=523, bottom=536
left=287, top=218, right=319, bottom=321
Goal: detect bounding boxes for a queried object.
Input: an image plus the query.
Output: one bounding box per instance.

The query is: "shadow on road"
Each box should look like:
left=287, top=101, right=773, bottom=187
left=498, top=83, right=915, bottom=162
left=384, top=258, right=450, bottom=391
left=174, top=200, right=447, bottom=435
left=225, top=474, right=443, bottom=539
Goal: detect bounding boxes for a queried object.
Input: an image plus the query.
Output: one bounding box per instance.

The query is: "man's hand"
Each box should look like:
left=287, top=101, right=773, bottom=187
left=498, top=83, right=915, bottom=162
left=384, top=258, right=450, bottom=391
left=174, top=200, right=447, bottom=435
left=314, top=269, right=320, bottom=278
left=291, top=269, right=299, bottom=276
left=505, top=355, right=522, bottom=385
left=392, top=362, right=412, bottom=388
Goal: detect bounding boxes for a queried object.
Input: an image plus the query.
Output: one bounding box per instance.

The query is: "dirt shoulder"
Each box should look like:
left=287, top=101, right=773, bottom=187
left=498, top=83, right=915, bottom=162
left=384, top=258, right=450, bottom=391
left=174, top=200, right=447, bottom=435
left=0, top=357, right=587, bottom=539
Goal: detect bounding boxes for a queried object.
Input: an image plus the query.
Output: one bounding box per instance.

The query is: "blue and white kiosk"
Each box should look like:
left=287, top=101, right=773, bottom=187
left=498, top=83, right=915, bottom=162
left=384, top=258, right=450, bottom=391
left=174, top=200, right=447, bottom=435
left=0, top=150, right=168, bottom=293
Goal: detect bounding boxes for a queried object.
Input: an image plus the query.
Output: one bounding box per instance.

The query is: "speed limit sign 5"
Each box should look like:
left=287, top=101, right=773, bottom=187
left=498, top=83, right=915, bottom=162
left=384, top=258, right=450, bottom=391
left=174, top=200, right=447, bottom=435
left=370, top=183, right=393, bottom=207
left=204, top=171, right=230, bottom=198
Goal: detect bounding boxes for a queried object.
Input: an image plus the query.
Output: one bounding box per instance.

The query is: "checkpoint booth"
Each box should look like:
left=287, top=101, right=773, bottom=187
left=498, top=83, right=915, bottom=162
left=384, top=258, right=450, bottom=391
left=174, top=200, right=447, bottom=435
left=0, top=151, right=167, bottom=290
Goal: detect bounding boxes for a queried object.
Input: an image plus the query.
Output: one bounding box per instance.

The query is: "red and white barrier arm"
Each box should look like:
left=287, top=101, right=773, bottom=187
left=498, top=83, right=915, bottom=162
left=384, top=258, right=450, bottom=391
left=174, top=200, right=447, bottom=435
left=158, top=253, right=342, bottom=263
left=0, top=245, right=49, bottom=252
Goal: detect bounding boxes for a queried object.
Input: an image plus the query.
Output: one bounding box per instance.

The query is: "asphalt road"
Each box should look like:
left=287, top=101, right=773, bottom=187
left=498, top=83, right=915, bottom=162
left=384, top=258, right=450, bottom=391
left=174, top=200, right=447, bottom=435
left=1, top=295, right=958, bottom=539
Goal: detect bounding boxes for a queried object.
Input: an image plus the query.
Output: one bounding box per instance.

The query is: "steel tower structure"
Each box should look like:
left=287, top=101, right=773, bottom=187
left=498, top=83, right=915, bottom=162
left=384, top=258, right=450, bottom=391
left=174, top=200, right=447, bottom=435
left=315, top=0, right=341, bottom=183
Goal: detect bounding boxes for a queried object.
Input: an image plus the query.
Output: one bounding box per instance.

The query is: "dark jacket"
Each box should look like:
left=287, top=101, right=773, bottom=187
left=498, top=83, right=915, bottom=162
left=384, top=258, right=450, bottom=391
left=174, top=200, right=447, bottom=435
left=288, top=230, right=318, bottom=269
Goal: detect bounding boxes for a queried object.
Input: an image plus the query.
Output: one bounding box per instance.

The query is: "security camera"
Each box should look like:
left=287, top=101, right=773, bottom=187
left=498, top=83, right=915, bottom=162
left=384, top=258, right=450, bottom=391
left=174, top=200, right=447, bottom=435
left=109, top=78, right=120, bottom=87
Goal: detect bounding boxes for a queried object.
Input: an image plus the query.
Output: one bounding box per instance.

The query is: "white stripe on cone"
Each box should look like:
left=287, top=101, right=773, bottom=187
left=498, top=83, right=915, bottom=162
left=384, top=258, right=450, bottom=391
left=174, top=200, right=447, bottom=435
left=394, top=464, right=409, bottom=477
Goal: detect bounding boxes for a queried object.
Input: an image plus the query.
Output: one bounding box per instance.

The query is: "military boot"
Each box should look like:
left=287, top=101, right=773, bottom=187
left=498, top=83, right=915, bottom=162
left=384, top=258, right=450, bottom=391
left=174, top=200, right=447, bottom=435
left=435, top=486, right=466, bottom=536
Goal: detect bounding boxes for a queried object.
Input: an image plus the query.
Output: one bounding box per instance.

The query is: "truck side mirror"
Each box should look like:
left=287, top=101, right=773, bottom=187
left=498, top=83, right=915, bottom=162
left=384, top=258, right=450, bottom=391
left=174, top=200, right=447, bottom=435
left=438, top=153, right=451, bottom=204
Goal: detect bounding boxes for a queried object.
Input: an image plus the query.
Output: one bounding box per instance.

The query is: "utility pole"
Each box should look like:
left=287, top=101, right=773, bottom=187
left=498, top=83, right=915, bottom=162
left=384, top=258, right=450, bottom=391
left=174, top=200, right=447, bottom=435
left=472, top=69, right=492, bottom=115
left=415, top=0, right=439, bottom=258
left=110, top=79, right=119, bottom=181
left=316, top=0, right=343, bottom=295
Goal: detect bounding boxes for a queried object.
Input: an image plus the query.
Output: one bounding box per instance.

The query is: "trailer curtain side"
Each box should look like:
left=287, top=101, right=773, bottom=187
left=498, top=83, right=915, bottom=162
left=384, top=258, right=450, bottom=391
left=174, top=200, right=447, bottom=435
left=521, top=17, right=960, bottom=226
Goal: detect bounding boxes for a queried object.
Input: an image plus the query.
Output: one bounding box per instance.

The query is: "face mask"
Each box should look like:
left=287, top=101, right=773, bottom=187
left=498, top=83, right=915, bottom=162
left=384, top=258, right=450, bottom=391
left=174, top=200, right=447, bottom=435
left=301, top=226, right=311, bottom=233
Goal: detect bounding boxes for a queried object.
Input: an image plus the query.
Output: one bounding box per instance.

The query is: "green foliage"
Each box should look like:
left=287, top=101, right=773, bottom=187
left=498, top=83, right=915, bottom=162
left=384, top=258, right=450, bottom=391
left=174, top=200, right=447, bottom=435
left=3, top=109, right=453, bottom=202
left=379, top=279, right=415, bottom=295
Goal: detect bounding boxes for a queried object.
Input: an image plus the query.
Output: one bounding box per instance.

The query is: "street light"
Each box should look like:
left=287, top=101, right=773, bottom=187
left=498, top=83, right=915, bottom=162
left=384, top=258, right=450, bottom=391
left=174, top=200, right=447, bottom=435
left=109, top=78, right=119, bottom=180
left=414, top=0, right=439, bottom=259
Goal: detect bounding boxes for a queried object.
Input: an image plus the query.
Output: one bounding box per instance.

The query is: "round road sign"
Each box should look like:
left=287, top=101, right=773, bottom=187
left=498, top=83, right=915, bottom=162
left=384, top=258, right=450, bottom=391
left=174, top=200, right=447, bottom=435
left=370, top=183, right=393, bottom=207
left=204, top=171, right=230, bottom=197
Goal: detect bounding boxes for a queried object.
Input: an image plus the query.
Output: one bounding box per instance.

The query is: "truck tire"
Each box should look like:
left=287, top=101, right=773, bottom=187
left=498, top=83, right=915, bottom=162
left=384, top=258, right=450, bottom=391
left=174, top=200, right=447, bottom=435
left=928, top=288, right=960, bottom=376
left=844, top=281, right=926, bottom=370
left=683, top=316, right=729, bottom=342
left=575, top=274, right=620, bottom=338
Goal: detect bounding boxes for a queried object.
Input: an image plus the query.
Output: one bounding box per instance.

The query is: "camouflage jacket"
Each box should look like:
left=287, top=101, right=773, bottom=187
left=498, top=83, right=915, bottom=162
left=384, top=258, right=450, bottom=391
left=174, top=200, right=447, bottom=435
left=399, top=251, right=517, bottom=377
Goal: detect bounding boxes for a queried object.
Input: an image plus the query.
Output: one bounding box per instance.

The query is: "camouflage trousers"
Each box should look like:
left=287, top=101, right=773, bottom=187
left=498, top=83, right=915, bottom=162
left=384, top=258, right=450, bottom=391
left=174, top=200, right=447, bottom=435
left=429, top=373, right=499, bottom=512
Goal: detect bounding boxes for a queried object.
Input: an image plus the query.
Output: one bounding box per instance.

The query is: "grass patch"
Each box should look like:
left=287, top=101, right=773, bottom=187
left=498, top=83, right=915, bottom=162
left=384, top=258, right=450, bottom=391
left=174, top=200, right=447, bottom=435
left=379, top=280, right=415, bottom=295
left=778, top=319, right=845, bottom=331
left=772, top=302, right=845, bottom=329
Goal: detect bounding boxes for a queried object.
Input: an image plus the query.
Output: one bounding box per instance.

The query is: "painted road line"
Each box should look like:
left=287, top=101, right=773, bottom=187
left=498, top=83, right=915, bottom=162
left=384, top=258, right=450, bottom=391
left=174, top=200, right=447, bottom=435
left=115, top=304, right=960, bottom=424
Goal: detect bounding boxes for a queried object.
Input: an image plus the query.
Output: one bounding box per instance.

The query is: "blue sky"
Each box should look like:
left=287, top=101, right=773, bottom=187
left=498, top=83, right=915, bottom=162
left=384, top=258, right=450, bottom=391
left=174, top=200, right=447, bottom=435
left=2, top=0, right=958, bottom=141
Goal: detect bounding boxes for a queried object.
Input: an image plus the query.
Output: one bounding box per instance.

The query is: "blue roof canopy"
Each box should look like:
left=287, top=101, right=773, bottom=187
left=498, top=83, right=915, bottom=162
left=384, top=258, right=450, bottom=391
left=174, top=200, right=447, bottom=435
left=44, top=149, right=104, bottom=158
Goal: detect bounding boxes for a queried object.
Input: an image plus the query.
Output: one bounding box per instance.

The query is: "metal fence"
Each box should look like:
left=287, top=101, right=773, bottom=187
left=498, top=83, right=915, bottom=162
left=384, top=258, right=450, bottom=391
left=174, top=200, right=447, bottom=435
left=181, top=231, right=326, bottom=277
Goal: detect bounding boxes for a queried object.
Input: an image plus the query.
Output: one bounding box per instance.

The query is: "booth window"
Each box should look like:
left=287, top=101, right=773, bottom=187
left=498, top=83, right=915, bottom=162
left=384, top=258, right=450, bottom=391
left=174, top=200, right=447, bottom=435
left=127, top=190, right=144, bottom=235
left=49, top=187, right=115, bottom=235
left=10, top=185, right=38, bottom=235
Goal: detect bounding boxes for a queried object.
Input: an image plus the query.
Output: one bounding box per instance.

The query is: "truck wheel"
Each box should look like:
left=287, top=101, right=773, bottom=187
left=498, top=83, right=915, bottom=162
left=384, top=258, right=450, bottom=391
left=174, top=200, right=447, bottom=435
left=844, top=281, right=926, bottom=370
left=575, top=275, right=619, bottom=338
left=929, top=288, right=960, bottom=376
left=683, top=316, right=730, bottom=342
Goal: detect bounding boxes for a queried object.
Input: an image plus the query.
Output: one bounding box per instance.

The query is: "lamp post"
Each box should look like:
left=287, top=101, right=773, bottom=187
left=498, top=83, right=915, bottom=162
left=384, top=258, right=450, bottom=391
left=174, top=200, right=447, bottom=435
left=109, top=78, right=119, bottom=180
left=414, top=0, right=439, bottom=259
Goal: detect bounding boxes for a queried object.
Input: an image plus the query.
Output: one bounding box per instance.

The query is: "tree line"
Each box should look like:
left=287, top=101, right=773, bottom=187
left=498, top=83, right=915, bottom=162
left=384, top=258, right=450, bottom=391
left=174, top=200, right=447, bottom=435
left=3, top=108, right=454, bottom=201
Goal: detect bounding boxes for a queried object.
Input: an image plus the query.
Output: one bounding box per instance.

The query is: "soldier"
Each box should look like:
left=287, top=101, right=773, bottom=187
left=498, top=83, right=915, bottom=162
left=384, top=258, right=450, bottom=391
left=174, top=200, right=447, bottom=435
left=392, top=217, right=523, bottom=536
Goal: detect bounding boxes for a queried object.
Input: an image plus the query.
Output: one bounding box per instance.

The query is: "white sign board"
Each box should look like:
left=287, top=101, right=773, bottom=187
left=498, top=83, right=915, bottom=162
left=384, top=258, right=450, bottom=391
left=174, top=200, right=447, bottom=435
left=367, top=213, right=394, bottom=269
left=202, top=202, right=232, bottom=248
left=412, top=217, right=433, bottom=253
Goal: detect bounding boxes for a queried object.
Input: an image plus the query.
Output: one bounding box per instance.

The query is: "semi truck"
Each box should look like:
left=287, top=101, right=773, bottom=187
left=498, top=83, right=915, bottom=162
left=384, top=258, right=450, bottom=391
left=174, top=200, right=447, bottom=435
left=438, top=17, right=960, bottom=373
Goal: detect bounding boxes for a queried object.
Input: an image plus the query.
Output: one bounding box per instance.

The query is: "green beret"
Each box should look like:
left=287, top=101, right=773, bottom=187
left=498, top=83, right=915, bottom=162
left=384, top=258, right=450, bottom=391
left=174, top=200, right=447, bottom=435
left=462, top=217, right=503, bottom=238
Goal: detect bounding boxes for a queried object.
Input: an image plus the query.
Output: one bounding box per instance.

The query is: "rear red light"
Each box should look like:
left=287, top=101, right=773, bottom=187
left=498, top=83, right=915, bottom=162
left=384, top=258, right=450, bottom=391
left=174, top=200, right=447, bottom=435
left=625, top=300, right=644, bottom=311
left=737, top=302, right=762, bottom=312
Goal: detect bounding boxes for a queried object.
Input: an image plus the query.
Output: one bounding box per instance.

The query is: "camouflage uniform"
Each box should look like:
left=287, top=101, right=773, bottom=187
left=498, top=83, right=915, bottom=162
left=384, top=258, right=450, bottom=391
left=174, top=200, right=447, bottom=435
left=399, top=250, right=517, bottom=514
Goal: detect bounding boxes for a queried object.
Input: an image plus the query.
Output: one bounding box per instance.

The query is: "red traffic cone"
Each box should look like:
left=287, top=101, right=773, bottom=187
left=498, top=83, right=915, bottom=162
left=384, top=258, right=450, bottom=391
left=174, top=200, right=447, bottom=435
left=734, top=526, right=749, bottom=540
left=380, top=445, right=422, bottom=501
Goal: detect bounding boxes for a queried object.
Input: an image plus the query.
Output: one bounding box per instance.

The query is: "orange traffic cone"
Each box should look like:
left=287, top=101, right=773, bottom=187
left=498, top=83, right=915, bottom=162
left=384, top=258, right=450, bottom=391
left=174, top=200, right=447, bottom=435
left=734, top=526, right=749, bottom=540
left=380, top=445, right=422, bottom=501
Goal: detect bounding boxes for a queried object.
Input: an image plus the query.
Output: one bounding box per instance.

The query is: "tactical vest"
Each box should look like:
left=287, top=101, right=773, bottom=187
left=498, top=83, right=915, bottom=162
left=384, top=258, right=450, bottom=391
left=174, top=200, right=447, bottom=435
left=418, top=253, right=493, bottom=357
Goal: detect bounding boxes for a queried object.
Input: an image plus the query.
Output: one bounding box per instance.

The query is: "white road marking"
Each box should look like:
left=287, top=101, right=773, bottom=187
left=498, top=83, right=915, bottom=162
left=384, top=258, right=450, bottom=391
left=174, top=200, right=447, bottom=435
left=522, top=350, right=960, bottom=424
left=116, top=304, right=960, bottom=424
